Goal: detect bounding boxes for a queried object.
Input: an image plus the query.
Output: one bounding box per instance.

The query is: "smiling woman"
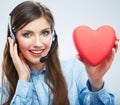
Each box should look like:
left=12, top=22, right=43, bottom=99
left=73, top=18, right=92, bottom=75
left=0, top=0, right=119, bottom=105
left=1, top=1, right=69, bottom=105
left=16, top=17, right=53, bottom=72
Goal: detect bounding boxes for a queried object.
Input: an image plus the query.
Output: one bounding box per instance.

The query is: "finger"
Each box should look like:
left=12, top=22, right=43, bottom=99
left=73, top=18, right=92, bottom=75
left=14, top=43, right=19, bottom=58
left=8, top=37, right=15, bottom=57
left=19, top=53, right=30, bottom=72
left=19, top=53, right=25, bottom=63
left=112, top=47, right=116, bottom=55
left=76, top=54, right=83, bottom=62
left=114, top=40, right=119, bottom=52
left=76, top=54, right=91, bottom=68
left=8, top=37, right=20, bottom=66
left=116, top=35, right=120, bottom=41
left=107, top=48, right=115, bottom=64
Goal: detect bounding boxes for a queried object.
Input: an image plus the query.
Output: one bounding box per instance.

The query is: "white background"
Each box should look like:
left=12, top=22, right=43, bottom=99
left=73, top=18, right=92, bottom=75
left=0, top=0, right=120, bottom=104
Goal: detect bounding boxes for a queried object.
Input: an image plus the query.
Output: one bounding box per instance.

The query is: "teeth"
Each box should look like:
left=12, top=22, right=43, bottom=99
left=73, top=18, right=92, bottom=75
left=31, top=50, right=42, bottom=53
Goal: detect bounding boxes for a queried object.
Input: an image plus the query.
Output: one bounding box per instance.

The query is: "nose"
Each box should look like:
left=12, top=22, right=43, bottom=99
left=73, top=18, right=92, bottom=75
left=33, top=35, right=43, bottom=47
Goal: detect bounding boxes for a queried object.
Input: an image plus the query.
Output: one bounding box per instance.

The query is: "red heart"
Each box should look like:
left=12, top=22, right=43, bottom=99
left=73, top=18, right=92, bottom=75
left=73, top=25, right=116, bottom=66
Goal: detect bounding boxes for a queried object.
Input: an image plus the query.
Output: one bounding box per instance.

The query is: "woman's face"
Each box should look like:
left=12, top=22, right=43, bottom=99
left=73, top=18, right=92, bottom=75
left=16, top=17, right=52, bottom=66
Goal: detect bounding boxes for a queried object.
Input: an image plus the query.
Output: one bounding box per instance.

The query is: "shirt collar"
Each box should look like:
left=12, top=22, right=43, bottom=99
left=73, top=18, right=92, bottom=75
left=30, top=66, right=46, bottom=76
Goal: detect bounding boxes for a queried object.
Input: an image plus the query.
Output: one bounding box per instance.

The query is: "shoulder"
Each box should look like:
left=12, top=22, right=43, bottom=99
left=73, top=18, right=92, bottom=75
left=60, top=57, right=88, bottom=90
left=60, top=57, right=85, bottom=71
left=60, top=57, right=86, bottom=77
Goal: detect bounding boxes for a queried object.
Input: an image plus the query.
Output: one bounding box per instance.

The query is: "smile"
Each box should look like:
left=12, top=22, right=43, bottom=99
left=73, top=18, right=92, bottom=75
left=30, top=49, right=44, bottom=57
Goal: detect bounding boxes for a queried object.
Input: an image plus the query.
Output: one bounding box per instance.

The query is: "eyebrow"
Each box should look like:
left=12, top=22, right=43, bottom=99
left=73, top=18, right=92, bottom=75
left=18, top=27, right=51, bottom=33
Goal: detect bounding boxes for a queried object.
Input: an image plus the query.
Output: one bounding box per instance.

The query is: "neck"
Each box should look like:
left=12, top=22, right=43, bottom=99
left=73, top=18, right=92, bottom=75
left=28, top=62, right=46, bottom=73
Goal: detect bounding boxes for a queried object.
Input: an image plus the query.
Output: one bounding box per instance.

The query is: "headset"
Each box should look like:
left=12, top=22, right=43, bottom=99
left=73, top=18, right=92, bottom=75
left=40, top=30, right=57, bottom=63
left=8, top=15, right=58, bottom=63
left=8, top=15, right=16, bottom=41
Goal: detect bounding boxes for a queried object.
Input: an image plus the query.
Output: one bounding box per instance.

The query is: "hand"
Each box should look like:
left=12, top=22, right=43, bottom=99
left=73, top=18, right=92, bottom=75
left=76, top=36, right=119, bottom=91
left=8, top=37, right=30, bottom=81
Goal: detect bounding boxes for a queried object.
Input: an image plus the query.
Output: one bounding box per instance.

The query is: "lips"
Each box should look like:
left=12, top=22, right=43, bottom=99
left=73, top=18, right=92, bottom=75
left=29, top=49, right=44, bottom=57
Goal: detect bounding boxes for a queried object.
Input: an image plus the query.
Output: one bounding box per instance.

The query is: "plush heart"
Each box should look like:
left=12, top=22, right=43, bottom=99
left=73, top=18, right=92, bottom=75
left=73, top=25, right=116, bottom=66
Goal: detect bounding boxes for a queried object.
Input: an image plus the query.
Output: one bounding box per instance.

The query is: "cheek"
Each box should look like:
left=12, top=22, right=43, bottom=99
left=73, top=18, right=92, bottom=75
left=47, top=39, right=52, bottom=47
left=17, top=39, right=31, bottom=52
left=44, top=37, right=53, bottom=48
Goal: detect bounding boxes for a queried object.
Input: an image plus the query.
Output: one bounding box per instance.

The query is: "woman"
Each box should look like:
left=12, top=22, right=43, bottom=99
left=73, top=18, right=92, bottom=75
left=0, top=1, right=119, bottom=105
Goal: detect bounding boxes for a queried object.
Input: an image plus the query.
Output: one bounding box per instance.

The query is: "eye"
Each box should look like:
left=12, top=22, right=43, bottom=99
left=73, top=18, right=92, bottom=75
left=42, top=30, right=51, bottom=36
left=23, top=33, right=31, bottom=37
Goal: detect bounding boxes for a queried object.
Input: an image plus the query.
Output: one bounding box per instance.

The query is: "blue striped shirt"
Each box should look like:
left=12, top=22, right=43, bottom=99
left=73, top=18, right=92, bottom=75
left=0, top=58, right=114, bottom=105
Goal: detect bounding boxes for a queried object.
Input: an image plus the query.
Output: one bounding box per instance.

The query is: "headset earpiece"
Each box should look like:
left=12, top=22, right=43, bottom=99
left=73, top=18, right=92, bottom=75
left=8, top=15, right=16, bottom=41
left=52, top=30, right=57, bottom=42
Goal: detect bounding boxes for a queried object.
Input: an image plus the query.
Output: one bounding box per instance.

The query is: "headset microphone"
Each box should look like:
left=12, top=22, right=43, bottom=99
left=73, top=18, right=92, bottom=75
left=40, top=31, right=57, bottom=63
